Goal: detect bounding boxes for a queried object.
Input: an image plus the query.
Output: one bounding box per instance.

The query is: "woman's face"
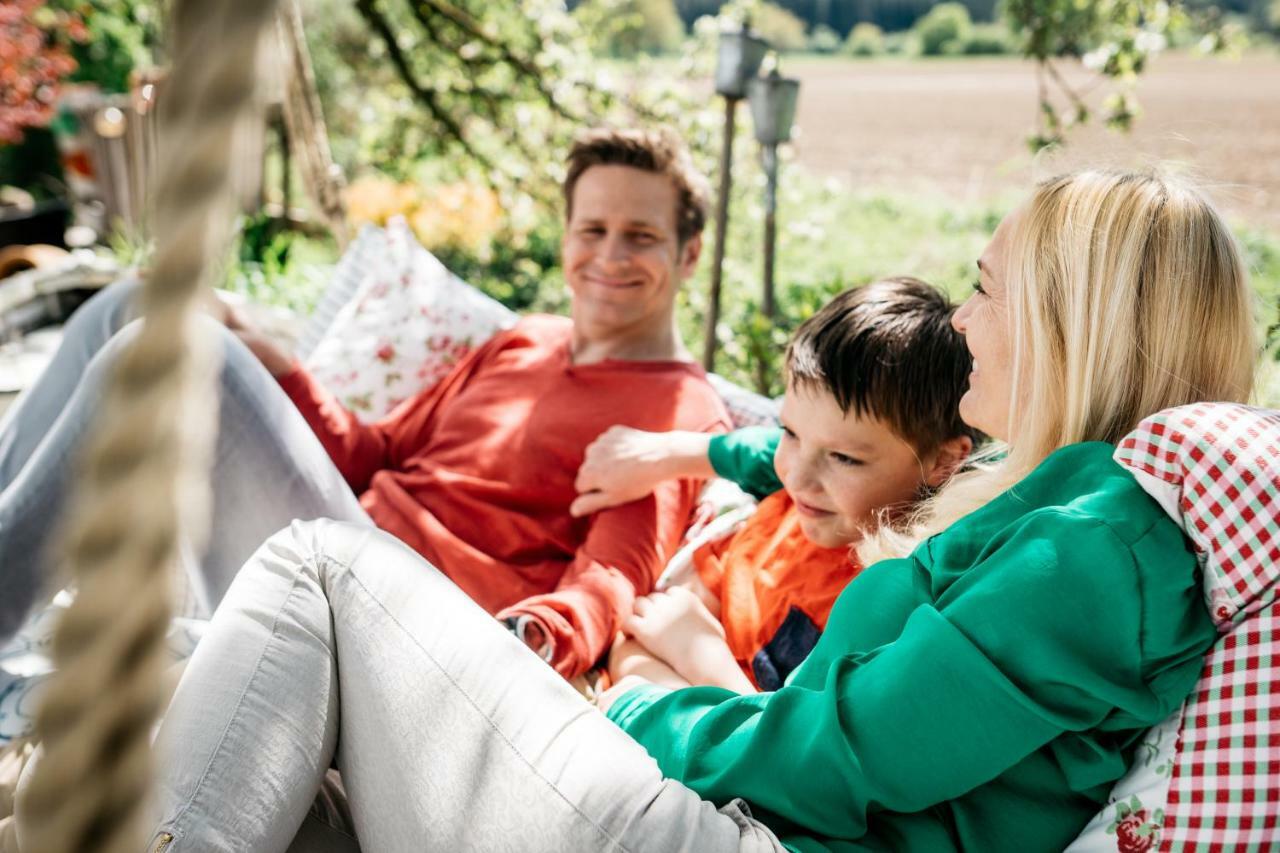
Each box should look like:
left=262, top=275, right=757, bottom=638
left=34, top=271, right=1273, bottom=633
left=951, top=209, right=1022, bottom=441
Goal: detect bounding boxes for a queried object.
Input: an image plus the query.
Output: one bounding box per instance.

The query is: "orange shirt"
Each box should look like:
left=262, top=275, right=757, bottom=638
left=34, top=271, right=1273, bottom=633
left=279, top=315, right=730, bottom=677
left=694, top=490, right=861, bottom=689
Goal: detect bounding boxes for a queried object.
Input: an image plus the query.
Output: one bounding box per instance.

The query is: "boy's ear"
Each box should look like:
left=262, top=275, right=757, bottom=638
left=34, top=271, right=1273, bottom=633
left=924, top=435, right=973, bottom=488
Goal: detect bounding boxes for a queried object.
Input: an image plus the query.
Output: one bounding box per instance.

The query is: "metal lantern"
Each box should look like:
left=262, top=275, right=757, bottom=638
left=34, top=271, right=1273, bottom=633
left=748, top=67, right=801, bottom=367
left=748, top=69, right=800, bottom=147
left=703, top=24, right=769, bottom=372
left=713, top=27, right=769, bottom=99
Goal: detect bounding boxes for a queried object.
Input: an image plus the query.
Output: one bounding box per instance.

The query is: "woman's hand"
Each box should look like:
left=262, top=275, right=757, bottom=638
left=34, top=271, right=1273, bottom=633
left=607, top=636, right=693, bottom=691
left=595, top=674, right=654, bottom=715
left=571, top=427, right=715, bottom=517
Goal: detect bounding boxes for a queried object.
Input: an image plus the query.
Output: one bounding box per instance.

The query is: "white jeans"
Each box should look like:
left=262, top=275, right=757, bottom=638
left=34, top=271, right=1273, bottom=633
left=151, top=519, right=785, bottom=852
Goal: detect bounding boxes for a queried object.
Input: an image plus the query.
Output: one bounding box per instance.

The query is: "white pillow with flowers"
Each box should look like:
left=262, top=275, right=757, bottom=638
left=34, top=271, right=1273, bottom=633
left=302, top=218, right=517, bottom=420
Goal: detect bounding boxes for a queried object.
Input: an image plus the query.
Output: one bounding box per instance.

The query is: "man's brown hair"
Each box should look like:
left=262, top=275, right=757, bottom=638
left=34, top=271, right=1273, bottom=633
left=563, top=127, right=709, bottom=245
left=786, top=277, right=984, bottom=454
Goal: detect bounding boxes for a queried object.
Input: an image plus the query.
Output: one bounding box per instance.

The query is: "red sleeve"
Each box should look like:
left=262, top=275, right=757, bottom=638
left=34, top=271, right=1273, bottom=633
left=276, top=334, right=509, bottom=493
left=498, top=476, right=704, bottom=679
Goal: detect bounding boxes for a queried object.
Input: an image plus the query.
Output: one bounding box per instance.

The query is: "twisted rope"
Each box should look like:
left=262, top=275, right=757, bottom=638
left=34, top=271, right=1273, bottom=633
left=19, top=0, right=278, bottom=850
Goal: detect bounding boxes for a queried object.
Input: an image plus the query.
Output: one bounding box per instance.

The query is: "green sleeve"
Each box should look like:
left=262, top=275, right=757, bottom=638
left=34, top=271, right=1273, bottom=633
left=608, top=512, right=1210, bottom=841
left=707, top=426, right=782, bottom=499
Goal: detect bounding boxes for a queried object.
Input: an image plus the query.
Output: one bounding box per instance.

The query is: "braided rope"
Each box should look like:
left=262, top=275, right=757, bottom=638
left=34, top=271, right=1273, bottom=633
left=19, top=1, right=278, bottom=850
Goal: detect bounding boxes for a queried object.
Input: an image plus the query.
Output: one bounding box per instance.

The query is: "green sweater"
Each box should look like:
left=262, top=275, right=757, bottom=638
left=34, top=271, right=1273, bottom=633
left=609, top=441, right=1213, bottom=851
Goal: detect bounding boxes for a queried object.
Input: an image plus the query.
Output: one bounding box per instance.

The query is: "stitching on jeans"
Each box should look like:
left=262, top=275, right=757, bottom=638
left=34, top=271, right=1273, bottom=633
left=165, top=561, right=334, bottom=844
left=321, top=549, right=638, bottom=853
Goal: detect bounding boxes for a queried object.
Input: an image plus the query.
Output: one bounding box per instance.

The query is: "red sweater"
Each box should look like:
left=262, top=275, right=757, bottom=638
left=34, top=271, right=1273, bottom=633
left=278, top=315, right=730, bottom=677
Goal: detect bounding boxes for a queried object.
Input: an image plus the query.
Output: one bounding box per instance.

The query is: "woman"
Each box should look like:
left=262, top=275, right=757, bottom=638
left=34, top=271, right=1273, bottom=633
left=137, top=170, right=1255, bottom=852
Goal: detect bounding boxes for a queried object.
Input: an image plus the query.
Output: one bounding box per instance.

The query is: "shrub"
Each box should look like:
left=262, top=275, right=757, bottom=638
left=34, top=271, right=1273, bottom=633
left=577, top=0, right=686, bottom=58
left=808, top=23, right=843, bottom=54
left=961, top=22, right=1014, bottom=54
left=754, top=2, right=808, bottom=52
left=845, top=22, right=885, bottom=56
left=914, top=2, right=973, bottom=56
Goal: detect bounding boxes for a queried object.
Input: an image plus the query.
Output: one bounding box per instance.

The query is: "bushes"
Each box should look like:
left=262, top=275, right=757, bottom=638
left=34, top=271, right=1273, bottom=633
left=579, top=0, right=687, bottom=57
left=914, top=2, right=973, bottom=55
left=754, top=2, right=809, bottom=52
left=845, top=22, right=885, bottom=56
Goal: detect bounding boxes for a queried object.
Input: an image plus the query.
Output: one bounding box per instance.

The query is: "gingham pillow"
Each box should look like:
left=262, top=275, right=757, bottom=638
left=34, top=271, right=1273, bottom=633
left=1068, top=403, right=1280, bottom=852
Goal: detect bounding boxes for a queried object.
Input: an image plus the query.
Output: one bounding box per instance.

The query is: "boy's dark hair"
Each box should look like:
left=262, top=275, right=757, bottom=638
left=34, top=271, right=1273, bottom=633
left=563, top=127, right=709, bottom=246
left=786, top=277, right=983, bottom=453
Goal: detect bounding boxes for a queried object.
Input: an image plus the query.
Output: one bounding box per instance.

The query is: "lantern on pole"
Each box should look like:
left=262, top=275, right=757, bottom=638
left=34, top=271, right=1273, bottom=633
left=702, top=24, right=768, bottom=372
left=748, top=66, right=799, bottom=322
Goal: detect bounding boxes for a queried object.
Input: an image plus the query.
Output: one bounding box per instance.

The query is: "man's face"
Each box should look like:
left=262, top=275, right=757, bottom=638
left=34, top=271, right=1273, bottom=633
left=562, top=165, right=701, bottom=339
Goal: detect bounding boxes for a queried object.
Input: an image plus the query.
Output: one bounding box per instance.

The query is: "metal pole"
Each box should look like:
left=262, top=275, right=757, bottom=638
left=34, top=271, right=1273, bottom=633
left=761, top=143, right=778, bottom=320
left=703, top=95, right=738, bottom=372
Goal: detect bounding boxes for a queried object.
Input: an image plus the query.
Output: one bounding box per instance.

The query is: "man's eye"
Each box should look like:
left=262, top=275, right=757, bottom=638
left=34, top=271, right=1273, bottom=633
left=972, top=280, right=987, bottom=296
left=632, top=233, right=657, bottom=244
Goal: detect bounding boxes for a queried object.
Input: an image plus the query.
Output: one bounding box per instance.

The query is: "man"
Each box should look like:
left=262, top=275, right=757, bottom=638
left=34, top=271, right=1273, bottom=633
left=0, top=127, right=728, bottom=678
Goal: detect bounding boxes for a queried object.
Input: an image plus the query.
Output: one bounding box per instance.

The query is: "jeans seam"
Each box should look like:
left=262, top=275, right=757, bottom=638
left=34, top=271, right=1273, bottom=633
left=163, top=567, right=325, bottom=845
left=324, top=550, right=636, bottom=853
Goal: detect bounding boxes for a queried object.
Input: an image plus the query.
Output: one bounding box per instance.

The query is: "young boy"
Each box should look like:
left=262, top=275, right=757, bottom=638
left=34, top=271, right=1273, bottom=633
left=572, top=277, right=982, bottom=693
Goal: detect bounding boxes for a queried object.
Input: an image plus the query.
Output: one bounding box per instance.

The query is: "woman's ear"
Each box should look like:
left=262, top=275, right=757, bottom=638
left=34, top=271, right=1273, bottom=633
left=923, top=435, right=974, bottom=488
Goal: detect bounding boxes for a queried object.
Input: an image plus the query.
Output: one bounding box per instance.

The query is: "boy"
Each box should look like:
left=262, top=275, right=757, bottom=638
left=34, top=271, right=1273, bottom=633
left=573, top=277, right=982, bottom=693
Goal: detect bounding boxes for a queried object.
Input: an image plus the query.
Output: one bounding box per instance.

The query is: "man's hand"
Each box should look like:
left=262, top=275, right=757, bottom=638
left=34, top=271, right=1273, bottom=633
left=571, top=427, right=714, bottom=517
left=219, top=296, right=296, bottom=377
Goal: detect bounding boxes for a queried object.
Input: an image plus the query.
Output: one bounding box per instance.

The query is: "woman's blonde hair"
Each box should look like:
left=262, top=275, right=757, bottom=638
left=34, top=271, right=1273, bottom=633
left=859, top=169, right=1257, bottom=564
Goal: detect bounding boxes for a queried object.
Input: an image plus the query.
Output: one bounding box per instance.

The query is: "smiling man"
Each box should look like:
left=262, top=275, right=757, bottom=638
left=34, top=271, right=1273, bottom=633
left=260, top=128, right=730, bottom=677
left=0, top=127, right=729, bottom=679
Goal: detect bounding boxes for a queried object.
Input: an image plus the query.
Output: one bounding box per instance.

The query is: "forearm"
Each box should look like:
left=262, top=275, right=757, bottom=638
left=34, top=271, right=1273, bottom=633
left=650, top=431, right=717, bottom=482
left=670, top=636, right=756, bottom=694
left=608, top=637, right=693, bottom=691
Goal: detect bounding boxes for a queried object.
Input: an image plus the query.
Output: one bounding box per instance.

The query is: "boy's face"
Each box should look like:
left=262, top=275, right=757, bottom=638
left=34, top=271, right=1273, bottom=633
left=774, top=385, right=929, bottom=549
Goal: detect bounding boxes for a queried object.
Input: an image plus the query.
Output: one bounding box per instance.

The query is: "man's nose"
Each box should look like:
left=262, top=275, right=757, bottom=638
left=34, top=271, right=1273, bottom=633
left=599, top=232, right=631, bottom=267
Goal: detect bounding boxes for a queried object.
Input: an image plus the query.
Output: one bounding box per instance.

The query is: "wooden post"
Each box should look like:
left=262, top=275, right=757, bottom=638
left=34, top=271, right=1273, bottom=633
left=702, top=96, right=739, bottom=373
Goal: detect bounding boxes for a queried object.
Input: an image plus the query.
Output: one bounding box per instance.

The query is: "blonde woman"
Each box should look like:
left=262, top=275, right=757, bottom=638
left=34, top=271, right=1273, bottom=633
left=141, top=171, right=1255, bottom=853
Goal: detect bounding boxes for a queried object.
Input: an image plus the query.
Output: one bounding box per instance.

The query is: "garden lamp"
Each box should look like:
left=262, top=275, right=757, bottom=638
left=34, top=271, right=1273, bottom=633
left=703, top=23, right=768, bottom=371
left=748, top=67, right=800, bottom=321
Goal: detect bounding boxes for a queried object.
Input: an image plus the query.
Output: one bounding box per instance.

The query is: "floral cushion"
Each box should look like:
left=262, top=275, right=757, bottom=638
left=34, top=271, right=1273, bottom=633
left=1068, top=403, right=1280, bottom=852
left=301, top=218, right=517, bottom=420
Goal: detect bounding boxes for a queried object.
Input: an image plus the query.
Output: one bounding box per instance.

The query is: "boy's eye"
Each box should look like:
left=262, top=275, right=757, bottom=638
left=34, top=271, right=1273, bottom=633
left=780, top=425, right=797, bottom=440
left=830, top=452, right=864, bottom=467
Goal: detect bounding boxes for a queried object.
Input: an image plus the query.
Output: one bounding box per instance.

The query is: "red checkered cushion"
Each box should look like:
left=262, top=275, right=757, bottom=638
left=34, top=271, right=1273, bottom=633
left=1111, top=403, right=1280, bottom=851
left=1115, top=403, right=1280, bottom=627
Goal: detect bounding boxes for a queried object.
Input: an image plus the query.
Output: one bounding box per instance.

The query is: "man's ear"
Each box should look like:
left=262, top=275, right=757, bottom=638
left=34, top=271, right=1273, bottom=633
left=678, top=233, right=703, bottom=277
left=923, top=435, right=973, bottom=488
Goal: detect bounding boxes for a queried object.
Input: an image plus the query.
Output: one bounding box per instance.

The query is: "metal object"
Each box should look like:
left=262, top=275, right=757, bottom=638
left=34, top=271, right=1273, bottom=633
left=713, top=27, right=769, bottom=98
left=703, top=25, right=768, bottom=372
left=748, top=68, right=800, bottom=322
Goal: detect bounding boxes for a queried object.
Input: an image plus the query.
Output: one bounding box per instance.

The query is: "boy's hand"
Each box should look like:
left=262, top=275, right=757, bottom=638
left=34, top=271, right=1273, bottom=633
left=623, top=587, right=726, bottom=673
left=571, top=427, right=714, bottom=517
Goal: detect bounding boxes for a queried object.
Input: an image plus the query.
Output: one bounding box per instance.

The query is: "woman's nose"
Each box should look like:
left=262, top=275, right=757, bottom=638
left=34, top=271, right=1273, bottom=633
left=951, top=298, right=973, bottom=333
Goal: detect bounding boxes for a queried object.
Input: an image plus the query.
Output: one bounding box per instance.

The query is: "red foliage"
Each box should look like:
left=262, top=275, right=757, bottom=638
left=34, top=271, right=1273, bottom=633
left=0, top=1, right=86, bottom=144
